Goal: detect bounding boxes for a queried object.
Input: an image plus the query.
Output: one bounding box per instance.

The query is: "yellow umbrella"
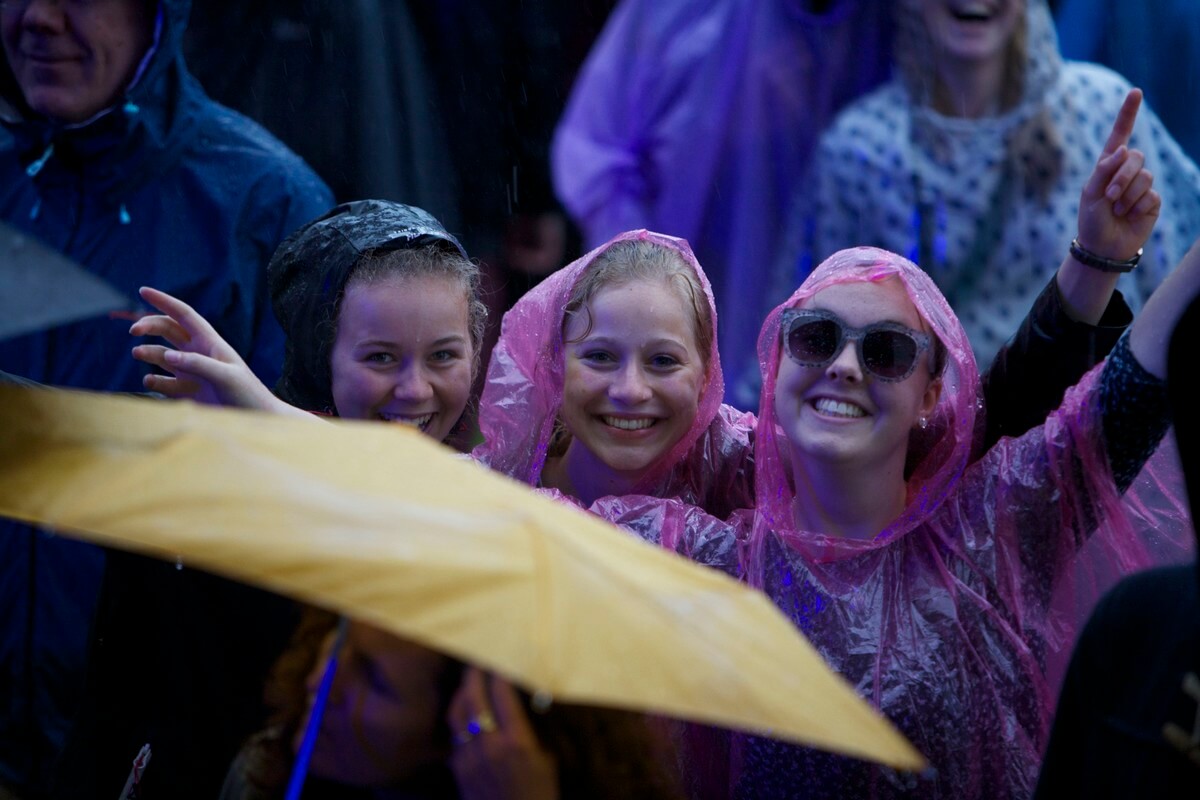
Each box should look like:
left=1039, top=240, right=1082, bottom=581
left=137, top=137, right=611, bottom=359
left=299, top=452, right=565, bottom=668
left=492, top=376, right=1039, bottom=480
left=0, top=384, right=924, bottom=771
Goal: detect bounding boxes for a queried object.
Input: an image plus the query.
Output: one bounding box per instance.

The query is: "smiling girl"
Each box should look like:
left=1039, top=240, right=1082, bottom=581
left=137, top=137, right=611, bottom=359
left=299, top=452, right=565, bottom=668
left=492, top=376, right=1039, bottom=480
left=474, top=230, right=755, bottom=514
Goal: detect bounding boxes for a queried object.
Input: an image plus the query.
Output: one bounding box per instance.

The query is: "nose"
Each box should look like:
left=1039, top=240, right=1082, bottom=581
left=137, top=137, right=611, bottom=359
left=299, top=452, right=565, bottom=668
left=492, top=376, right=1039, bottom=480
left=608, top=363, right=653, bottom=405
left=392, top=362, right=434, bottom=404
left=824, top=341, right=863, bottom=383
left=11, top=0, right=67, bottom=29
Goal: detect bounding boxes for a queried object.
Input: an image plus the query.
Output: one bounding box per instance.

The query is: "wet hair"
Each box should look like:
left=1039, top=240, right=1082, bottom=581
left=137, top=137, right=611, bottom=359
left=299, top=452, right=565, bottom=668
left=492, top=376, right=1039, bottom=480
left=334, top=243, right=489, bottom=381
left=562, top=239, right=714, bottom=369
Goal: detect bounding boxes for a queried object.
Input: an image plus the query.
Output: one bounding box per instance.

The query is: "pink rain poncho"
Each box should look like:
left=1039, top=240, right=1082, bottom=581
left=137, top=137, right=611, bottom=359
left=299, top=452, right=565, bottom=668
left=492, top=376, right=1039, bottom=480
left=596, top=247, right=1189, bottom=798
left=473, top=229, right=756, bottom=518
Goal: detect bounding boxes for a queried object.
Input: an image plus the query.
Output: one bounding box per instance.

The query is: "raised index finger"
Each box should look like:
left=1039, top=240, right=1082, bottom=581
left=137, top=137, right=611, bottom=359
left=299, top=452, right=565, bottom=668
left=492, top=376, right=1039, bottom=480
left=1101, top=88, right=1143, bottom=158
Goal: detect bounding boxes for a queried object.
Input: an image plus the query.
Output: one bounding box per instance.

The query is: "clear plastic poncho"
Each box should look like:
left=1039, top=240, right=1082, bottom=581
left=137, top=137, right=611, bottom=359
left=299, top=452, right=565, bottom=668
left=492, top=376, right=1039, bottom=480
left=473, top=229, right=756, bottom=519
left=596, top=246, right=1190, bottom=798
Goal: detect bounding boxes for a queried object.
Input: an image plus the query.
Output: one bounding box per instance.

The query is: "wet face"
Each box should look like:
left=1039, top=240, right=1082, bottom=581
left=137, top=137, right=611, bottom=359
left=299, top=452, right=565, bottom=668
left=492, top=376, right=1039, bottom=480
left=2, top=0, right=154, bottom=123
left=559, top=277, right=706, bottom=485
left=296, top=623, right=451, bottom=787
left=917, top=0, right=1023, bottom=70
left=330, top=273, right=474, bottom=443
left=774, top=279, right=941, bottom=471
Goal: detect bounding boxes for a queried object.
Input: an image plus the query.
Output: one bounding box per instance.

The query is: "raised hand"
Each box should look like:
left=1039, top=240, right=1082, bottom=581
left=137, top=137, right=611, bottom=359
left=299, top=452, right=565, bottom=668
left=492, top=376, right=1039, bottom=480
left=130, top=286, right=278, bottom=410
left=1076, top=88, right=1162, bottom=261
left=449, top=668, right=558, bottom=800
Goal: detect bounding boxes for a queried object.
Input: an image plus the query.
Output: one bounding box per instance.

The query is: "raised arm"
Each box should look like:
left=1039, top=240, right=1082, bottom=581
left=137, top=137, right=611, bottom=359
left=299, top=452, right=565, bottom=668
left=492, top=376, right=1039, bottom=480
left=1130, top=236, right=1200, bottom=379
left=981, top=89, right=1159, bottom=448
left=130, top=287, right=311, bottom=419
left=1057, top=88, right=1159, bottom=323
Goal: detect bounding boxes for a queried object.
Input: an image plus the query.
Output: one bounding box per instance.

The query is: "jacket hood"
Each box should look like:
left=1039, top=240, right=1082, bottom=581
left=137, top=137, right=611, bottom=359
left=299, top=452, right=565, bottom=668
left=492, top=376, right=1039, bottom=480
left=269, top=199, right=469, bottom=414
left=473, top=229, right=725, bottom=496
left=1, top=0, right=196, bottom=203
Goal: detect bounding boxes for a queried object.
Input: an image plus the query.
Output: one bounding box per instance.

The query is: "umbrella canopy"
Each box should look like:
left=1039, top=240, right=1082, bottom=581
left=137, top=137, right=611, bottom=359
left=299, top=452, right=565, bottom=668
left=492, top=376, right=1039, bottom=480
left=0, top=221, right=127, bottom=341
left=0, top=384, right=924, bottom=771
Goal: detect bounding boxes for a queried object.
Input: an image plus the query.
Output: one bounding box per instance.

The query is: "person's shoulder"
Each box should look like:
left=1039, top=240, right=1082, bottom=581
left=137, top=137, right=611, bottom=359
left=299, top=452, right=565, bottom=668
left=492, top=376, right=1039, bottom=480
left=190, top=99, right=314, bottom=169
left=600, top=0, right=740, bottom=53
left=177, top=96, right=332, bottom=224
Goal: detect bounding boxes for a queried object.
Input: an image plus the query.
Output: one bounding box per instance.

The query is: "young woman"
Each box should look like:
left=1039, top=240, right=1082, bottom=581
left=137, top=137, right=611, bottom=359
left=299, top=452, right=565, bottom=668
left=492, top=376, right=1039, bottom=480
left=592, top=102, right=1195, bottom=796
left=599, top=235, right=1197, bottom=797
left=473, top=230, right=755, bottom=515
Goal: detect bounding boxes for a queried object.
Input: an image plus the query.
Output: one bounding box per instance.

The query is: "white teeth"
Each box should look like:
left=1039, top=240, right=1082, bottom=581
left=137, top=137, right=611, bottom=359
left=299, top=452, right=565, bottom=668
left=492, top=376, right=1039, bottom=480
left=813, top=398, right=867, bottom=418
left=953, top=5, right=992, bottom=21
left=602, top=416, right=656, bottom=431
left=380, top=412, right=433, bottom=430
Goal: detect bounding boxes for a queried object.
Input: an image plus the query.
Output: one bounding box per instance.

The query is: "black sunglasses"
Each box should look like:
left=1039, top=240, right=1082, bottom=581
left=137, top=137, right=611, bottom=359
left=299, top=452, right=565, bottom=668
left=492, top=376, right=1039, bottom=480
left=780, top=308, right=932, bottom=382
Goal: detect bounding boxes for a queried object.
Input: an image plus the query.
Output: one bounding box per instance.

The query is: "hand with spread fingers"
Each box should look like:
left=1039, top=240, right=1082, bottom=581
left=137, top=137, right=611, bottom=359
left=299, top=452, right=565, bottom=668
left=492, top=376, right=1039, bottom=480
left=449, top=668, right=558, bottom=800
left=130, top=286, right=298, bottom=416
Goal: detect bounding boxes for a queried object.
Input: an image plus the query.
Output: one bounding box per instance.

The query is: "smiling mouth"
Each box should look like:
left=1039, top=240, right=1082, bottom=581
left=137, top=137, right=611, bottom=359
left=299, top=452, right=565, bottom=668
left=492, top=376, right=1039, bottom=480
left=950, top=4, right=994, bottom=22
left=810, top=398, right=868, bottom=419
left=379, top=412, right=434, bottom=432
left=601, top=416, right=657, bottom=431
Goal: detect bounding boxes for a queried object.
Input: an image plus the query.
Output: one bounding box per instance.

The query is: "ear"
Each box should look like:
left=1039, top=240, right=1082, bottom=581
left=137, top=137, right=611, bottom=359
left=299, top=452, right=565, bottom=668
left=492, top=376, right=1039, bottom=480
left=918, top=375, right=942, bottom=421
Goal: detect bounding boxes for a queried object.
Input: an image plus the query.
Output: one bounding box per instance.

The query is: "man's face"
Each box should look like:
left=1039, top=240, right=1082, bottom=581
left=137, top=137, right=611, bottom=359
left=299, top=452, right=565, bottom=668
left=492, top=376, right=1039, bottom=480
left=2, top=0, right=153, bottom=123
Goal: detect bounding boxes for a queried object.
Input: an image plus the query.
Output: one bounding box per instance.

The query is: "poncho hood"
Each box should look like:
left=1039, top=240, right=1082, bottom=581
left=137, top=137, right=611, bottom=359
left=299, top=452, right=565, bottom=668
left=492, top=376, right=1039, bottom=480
left=268, top=199, right=468, bottom=414
left=474, top=229, right=727, bottom=498
left=754, top=246, right=981, bottom=558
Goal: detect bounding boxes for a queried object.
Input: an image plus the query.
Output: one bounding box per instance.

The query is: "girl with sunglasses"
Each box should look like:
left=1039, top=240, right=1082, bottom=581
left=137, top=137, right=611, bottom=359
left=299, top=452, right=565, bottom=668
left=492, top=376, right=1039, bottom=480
left=593, top=99, right=1196, bottom=797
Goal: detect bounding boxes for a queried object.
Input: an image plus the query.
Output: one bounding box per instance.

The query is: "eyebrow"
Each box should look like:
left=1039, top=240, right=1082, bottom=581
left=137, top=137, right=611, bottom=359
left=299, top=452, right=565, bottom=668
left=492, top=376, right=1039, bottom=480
left=354, top=334, right=468, bottom=349
left=576, top=335, right=691, bottom=351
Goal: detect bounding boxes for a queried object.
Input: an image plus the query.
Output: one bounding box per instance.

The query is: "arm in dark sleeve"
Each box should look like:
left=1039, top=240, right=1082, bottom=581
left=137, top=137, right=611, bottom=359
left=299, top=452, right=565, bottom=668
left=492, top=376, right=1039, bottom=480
left=980, top=276, right=1131, bottom=452
left=1100, top=334, right=1171, bottom=492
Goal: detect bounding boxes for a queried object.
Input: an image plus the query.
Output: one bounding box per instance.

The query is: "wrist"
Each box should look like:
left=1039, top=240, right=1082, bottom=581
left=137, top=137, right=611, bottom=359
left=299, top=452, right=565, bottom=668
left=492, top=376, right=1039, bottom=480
left=1070, top=237, right=1141, bottom=273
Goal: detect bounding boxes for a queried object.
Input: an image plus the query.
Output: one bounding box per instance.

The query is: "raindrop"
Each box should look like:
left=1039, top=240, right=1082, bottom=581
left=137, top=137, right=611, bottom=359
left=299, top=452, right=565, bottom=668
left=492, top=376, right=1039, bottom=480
left=530, top=690, right=553, bottom=713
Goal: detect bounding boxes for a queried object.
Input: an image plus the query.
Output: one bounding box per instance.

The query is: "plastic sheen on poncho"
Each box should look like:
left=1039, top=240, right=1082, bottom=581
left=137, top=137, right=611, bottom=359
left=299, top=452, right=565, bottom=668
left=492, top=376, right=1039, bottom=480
left=473, top=229, right=755, bottom=519
left=268, top=199, right=469, bottom=415
left=786, top=0, right=1200, bottom=367
left=596, top=246, right=1187, bottom=798
left=744, top=247, right=1185, bottom=797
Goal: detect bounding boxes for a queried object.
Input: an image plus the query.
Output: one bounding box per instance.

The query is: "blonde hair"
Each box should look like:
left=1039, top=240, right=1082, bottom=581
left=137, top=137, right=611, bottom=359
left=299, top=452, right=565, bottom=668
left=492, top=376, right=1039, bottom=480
left=562, top=239, right=714, bottom=367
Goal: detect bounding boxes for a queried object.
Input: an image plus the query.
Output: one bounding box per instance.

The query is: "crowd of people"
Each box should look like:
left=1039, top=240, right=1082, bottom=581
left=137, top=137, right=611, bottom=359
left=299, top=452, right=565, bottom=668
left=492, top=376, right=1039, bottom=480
left=3, top=0, right=1200, bottom=798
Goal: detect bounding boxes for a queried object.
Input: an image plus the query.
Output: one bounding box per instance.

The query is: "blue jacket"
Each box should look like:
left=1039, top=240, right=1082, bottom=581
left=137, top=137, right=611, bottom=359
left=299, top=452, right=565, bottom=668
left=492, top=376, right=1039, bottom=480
left=0, top=0, right=332, bottom=792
